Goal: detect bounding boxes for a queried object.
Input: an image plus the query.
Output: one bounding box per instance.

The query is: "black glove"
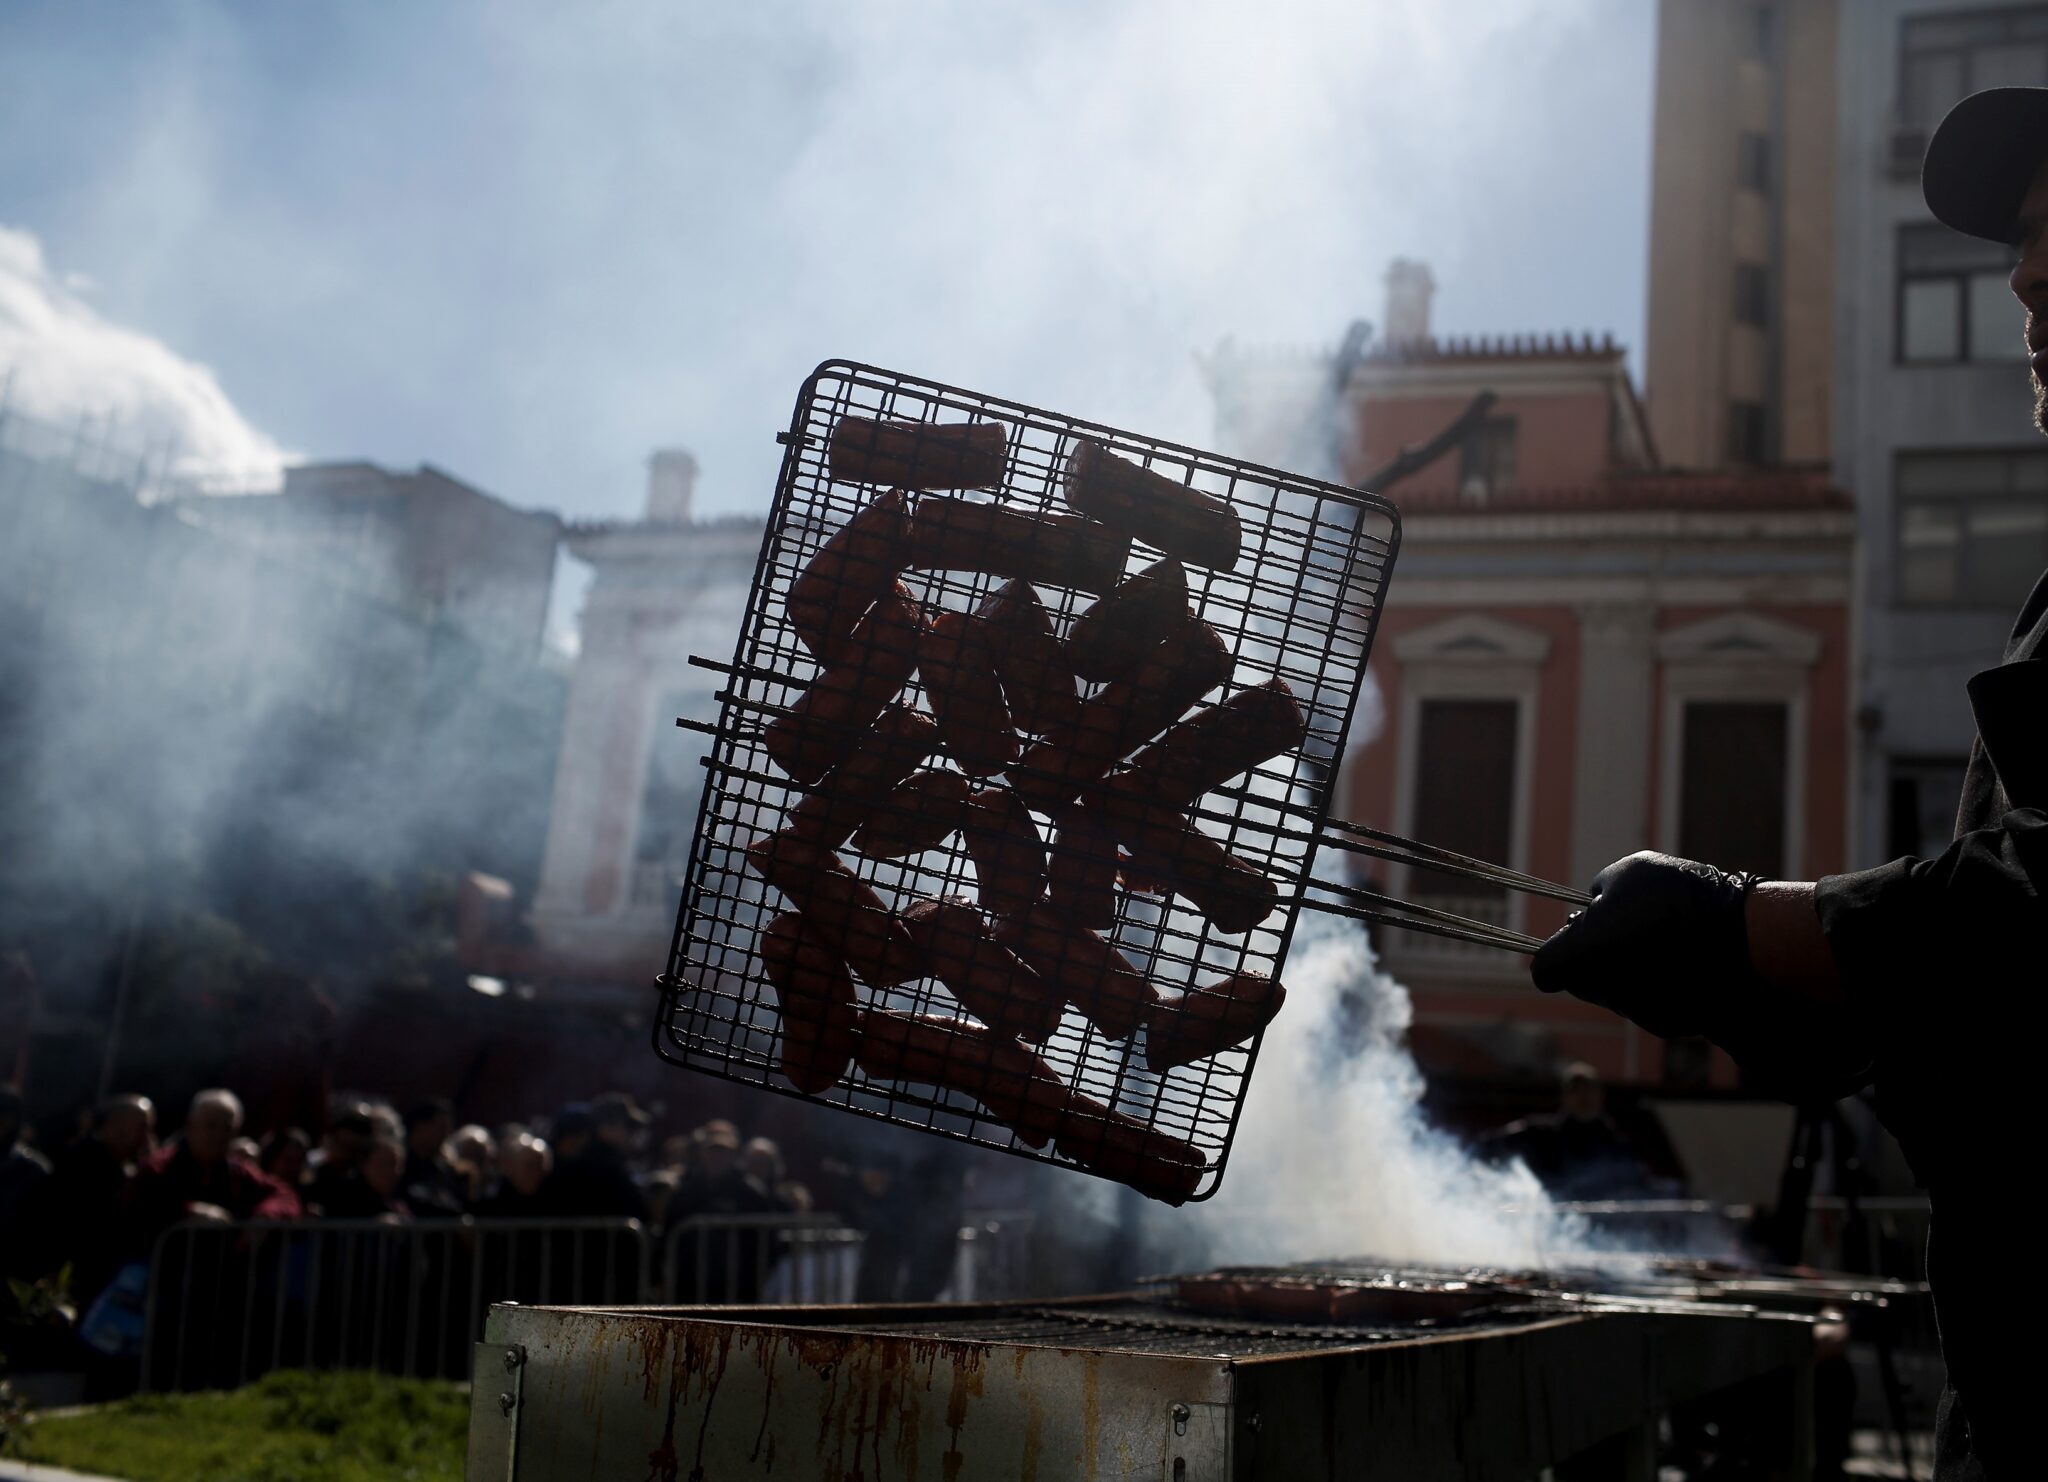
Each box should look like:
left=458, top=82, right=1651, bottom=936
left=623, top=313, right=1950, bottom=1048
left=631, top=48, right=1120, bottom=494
left=1531, top=851, right=1762, bottom=1040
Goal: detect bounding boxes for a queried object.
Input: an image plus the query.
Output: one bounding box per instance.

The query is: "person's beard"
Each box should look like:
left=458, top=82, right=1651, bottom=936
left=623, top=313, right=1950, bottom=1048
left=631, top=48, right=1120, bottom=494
left=2033, top=312, right=2048, bottom=435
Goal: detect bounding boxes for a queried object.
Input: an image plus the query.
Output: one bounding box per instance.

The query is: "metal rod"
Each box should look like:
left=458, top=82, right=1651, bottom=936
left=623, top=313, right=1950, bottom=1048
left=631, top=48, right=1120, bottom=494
left=1321, top=817, right=1591, bottom=905
left=1300, top=893, right=1542, bottom=953
left=1304, top=877, right=1545, bottom=951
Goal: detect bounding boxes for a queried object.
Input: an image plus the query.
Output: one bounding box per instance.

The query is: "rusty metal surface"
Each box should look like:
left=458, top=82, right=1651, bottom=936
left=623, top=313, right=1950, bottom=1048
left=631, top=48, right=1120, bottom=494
left=482, top=1301, right=1232, bottom=1481
left=469, top=1295, right=1817, bottom=1482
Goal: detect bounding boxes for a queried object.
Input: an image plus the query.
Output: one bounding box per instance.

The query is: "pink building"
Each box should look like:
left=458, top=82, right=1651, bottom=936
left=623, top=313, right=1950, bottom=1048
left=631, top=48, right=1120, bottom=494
left=1209, top=265, right=1855, bottom=1098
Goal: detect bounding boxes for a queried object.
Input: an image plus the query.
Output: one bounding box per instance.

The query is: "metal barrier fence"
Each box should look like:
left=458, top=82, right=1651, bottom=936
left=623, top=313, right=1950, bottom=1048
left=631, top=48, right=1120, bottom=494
left=142, top=1212, right=870, bottom=1392
left=143, top=1217, right=651, bottom=1392
left=663, top=1213, right=864, bottom=1306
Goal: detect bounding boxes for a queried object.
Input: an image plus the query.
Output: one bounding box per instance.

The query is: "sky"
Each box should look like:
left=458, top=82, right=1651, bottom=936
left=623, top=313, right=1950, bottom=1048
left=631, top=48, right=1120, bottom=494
left=0, top=0, right=1654, bottom=524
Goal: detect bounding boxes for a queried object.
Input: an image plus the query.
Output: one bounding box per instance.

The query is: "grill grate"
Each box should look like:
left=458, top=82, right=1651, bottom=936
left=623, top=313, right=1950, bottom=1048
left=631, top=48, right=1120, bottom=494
left=812, top=1298, right=1545, bottom=1359
left=655, top=360, right=1399, bottom=1201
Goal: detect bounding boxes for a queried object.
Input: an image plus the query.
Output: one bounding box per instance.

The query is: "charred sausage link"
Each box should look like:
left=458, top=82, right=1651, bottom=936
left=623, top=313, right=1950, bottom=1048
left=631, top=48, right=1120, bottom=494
left=1142, top=972, right=1287, bottom=1071
left=1053, top=1093, right=1207, bottom=1203
left=786, top=491, right=910, bottom=663
left=904, top=496, right=1130, bottom=593
left=759, top=913, right=861, bottom=1093
left=1061, top=439, right=1242, bottom=571
left=1099, top=796, right=1280, bottom=935
left=786, top=705, right=938, bottom=849
left=918, top=608, right=1018, bottom=777
left=763, top=592, right=926, bottom=786
left=744, top=832, right=922, bottom=987
left=901, top=895, right=1064, bottom=1044
left=1104, top=678, right=1307, bottom=811
left=1065, top=558, right=1188, bottom=684
left=854, top=1008, right=1071, bottom=1148
left=850, top=768, right=971, bottom=858
left=828, top=417, right=1009, bottom=491
left=975, top=580, right=1081, bottom=736
left=1045, top=802, right=1120, bottom=929
left=993, top=901, right=1157, bottom=1042
left=1010, top=618, right=1232, bottom=812
left=960, top=785, right=1049, bottom=917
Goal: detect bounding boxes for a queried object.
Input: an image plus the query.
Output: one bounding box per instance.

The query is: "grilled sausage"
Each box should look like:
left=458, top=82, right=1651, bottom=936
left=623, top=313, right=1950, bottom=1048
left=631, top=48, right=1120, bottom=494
left=904, top=496, right=1130, bottom=593
left=1045, top=802, right=1119, bottom=929
left=759, top=913, right=861, bottom=1093
left=1009, top=618, right=1232, bottom=812
left=1065, top=558, right=1188, bottom=684
left=918, top=608, right=1017, bottom=777
left=1062, top=439, right=1242, bottom=571
left=828, top=417, right=1009, bottom=491
left=850, top=768, right=971, bottom=858
left=763, top=592, right=925, bottom=786
left=1099, top=798, right=1280, bottom=935
left=786, top=491, right=910, bottom=663
left=961, top=786, right=1047, bottom=917
left=1105, top=679, right=1307, bottom=810
left=1142, top=972, right=1287, bottom=1072
left=744, top=832, right=922, bottom=986
left=993, top=902, right=1157, bottom=1042
left=854, top=1009, right=1071, bottom=1148
left=975, top=580, right=1081, bottom=736
left=786, top=705, right=938, bottom=849
left=1054, top=1094, right=1207, bottom=1203
left=902, top=896, right=1064, bottom=1043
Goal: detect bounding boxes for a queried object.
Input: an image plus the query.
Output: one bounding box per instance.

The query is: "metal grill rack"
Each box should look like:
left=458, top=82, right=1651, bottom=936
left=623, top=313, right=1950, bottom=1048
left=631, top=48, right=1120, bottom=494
left=655, top=360, right=1400, bottom=1201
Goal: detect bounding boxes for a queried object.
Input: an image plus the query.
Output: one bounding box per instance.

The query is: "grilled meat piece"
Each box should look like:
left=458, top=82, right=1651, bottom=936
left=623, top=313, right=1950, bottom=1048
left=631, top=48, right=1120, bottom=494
left=975, top=579, right=1081, bottom=736
left=759, top=913, right=861, bottom=1093
left=904, top=496, right=1129, bottom=593
left=744, top=831, right=922, bottom=987
left=1065, top=558, right=1189, bottom=684
left=1062, top=439, right=1241, bottom=571
left=850, top=768, right=971, bottom=858
left=1142, top=971, right=1287, bottom=1071
left=828, top=417, right=1009, bottom=491
left=763, top=591, right=925, bottom=786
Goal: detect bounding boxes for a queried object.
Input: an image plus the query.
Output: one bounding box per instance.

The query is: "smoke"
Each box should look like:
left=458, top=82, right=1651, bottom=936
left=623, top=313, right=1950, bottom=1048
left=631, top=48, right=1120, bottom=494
left=0, top=225, right=288, bottom=487
left=1187, top=907, right=1591, bottom=1268
left=0, top=2, right=1651, bottom=520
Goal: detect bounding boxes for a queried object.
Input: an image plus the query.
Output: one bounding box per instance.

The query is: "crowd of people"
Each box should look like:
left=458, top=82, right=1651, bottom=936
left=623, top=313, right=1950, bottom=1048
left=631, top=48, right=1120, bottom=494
left=0, top=1082, right=818, bottom=1321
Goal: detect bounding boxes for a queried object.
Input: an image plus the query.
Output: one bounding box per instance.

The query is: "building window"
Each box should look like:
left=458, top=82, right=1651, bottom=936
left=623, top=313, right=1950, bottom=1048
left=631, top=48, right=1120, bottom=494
left=1677, top=701, right=1789, bottom=877
left=1896, top=449, right=2048, bottom=606
left=1897, top=223, right=2020, bottom=363
left=1733, top=262, right=1770, bottom=327
left=1458, top=416, right=1518, bottom=497
left=1408, top=698, right=1517, bottom=898
left=1887, top=757, right=1970, bottom=858
left=1728, top=401, right=1768, bottom=465
left=1900, top=8, right=2048, bottom=130
left=1736, top=131, right=1772, bottom=194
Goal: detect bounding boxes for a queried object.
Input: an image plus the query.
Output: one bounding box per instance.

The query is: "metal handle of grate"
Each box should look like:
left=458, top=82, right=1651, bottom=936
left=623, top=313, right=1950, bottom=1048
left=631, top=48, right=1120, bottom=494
left=654, top=359, right=1400, bottom=1201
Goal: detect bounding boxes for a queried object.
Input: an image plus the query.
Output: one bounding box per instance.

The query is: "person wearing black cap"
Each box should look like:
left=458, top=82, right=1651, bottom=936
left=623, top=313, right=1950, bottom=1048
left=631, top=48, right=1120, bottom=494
left=1531, top=88, right=2048, bottom=1479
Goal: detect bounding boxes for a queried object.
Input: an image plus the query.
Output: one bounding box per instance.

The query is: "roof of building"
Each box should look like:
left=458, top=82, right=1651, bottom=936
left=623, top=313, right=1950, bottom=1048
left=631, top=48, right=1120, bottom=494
left=1386, top=469, right=1850, bottom=515
left=1358, top=331, right=1624, bottom=365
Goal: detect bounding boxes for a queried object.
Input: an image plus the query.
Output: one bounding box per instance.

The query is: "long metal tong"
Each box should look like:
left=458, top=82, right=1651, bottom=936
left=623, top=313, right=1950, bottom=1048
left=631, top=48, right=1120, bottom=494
left=1302, top=819, right=1590, bottom=955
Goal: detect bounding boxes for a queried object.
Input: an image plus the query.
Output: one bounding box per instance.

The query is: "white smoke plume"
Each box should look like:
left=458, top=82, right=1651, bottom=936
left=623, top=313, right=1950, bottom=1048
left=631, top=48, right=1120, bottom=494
left=1189, top=906, right=1592, bottom=1269
left=0, top=224, right=288, bottom=488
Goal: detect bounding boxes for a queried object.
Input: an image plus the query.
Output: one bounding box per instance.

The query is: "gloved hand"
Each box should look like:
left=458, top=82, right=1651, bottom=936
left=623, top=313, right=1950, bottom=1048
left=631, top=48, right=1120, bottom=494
left=1531, top=851, right=1763, bottom=1040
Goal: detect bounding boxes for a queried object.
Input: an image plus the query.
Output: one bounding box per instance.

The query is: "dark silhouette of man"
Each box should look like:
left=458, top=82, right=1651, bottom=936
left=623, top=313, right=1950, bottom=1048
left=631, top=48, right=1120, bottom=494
left=1533, top=88, right=2048, bottom=1478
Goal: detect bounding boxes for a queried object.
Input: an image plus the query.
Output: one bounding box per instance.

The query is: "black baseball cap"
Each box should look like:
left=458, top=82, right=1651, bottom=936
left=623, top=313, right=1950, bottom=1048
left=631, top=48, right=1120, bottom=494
left=1923, top=87, right=2048, bottom=244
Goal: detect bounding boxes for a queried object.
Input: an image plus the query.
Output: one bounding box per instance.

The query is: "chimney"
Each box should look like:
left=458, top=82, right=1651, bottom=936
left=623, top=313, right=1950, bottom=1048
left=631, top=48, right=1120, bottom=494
left=645, top=448, right=698, bottom=523
left=1382, top=259, right=1435, bottom=348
